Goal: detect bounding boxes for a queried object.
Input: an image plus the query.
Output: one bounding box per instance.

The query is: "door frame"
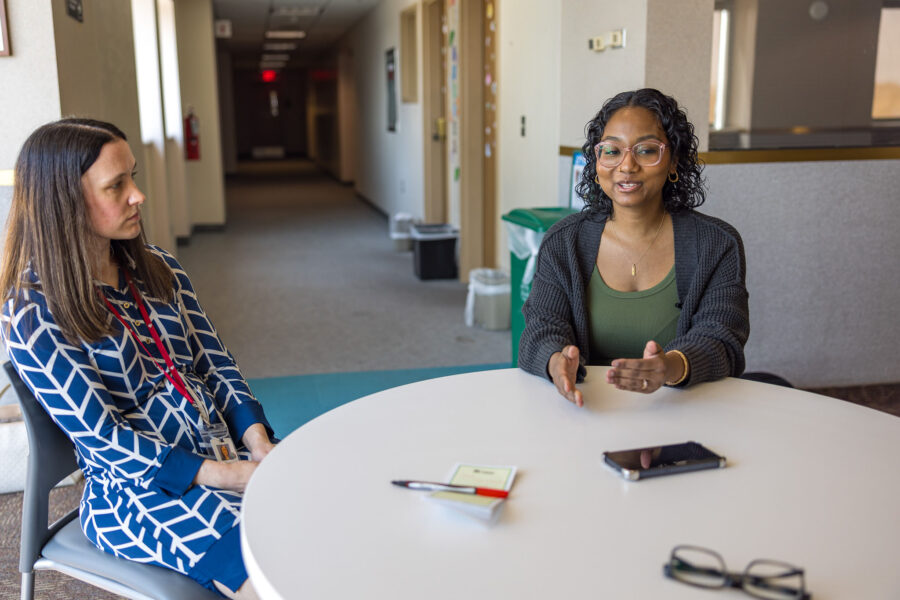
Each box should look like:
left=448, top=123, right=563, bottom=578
left=422, top=0, right=447, bottom=224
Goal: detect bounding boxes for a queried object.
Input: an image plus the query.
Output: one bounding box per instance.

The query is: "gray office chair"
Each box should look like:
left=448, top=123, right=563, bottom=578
left=4, top=362, right=221, bottom=600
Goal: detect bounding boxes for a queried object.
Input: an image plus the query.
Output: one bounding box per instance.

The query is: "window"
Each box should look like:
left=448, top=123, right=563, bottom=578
left=709, top=6, right=730, bottom=130
left=872, top=7, right=900, bottom=119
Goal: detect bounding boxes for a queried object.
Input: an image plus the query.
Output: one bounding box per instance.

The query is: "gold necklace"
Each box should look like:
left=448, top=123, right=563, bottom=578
left=605, top=212, right=667, bottom=277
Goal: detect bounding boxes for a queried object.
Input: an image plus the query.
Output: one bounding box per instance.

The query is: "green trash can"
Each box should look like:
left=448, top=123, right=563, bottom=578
left=501, top=207, right=577, bottom=366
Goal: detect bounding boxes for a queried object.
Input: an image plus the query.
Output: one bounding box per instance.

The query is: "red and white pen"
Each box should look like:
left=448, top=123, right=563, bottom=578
left=391, top=480, right=509, bottom=499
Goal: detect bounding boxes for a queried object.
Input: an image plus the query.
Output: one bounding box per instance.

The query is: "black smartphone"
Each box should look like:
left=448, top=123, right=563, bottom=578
left=603, top=441, right=726, bottom=481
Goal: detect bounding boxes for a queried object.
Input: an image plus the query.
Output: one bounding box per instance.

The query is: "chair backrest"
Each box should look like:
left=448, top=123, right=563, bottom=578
left=3, top=361, right=80, bottom=574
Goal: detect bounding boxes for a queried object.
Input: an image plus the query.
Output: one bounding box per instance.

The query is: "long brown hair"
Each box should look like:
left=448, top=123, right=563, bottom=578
left=1, top=118, right=174, bottom=344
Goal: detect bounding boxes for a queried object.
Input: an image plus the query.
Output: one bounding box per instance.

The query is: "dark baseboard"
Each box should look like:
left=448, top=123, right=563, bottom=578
left=804, top=382, right=900, bottom=417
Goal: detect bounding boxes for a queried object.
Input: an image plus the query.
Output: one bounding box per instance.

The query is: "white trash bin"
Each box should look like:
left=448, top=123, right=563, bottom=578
left=465, top=269, right=511, bottom=331
left=389, top=212, right=415, bottom=251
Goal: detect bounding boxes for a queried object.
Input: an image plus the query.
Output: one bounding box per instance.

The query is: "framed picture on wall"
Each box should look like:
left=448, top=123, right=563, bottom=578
left=0, top=0, right=11, bottom=57
left=386, top=48, right=397, bottom=132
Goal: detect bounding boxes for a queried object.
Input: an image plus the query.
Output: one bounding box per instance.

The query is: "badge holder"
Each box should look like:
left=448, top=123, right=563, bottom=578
left=189, top=384, right=238, bottom=463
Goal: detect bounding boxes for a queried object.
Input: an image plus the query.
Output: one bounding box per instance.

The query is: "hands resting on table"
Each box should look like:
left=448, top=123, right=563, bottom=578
left=548, top=341, right=688, bottom=407
left=193, top=423, right=276, bottom=492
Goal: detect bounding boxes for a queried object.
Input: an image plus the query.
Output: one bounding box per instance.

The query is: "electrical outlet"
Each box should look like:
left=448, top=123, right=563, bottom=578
left=610, top=29, right=625, bottom=48
left=590, top=36, right=606, bottom=52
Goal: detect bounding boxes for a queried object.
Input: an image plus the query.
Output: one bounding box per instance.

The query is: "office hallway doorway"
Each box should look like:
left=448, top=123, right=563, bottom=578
left=176, top=160, right=511, bottom=379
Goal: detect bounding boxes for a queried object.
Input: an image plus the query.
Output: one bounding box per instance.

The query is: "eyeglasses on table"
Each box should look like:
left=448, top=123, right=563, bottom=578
left=663, top=545, right=811, bottom=599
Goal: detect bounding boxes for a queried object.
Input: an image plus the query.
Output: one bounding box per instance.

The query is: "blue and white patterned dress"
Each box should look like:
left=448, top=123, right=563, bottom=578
left=1, top=246, right=272, bottom=592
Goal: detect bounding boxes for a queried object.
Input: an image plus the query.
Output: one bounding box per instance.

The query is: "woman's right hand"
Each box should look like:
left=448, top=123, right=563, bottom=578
left=194, top=459, right=259, bottom=493
left=549, top=345, right=583, bottom=407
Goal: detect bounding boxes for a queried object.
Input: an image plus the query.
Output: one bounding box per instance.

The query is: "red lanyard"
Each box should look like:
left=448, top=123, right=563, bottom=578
left=100, top=270, right=195, bottom=406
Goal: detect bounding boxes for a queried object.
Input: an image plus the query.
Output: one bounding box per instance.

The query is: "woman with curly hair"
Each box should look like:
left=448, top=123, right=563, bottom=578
left=519, top=88, right=749, bottom=405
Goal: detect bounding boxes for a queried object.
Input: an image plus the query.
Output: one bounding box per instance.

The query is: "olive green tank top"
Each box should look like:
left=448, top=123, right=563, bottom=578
left=587, top=265, right=681, bottom=364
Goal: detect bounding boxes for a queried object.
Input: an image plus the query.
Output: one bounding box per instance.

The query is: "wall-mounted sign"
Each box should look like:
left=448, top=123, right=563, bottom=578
left=66, top=0, right=84, bottom=23
left=386, top=48, right=397, bottom=132
left=214, top=19, right=232, bottom=39
left=0, top=0, right=11, bottom=56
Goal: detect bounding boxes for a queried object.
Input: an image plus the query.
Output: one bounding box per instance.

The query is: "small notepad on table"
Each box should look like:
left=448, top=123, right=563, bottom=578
left=427, top=463, right=517, bottom=520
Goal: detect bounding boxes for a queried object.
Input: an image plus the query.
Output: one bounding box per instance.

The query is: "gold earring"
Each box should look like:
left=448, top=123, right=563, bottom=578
left=667, top=171, right=679, bottom=183
left=594, top=173, right=601, bottom=185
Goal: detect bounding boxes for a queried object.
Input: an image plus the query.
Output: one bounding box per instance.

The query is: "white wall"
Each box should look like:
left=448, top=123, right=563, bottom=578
left=0, top=2, right=61, bottom=171
left=157, top=0, right=190, bottom=240
left=341, top=0, right=425, bottom=220
left=645, top=0, right=713, bottom=151
left=0, top=2, right=62, bottom=252
left=558, top=0, right=646, bottom=146
left=495, top=0, right=563, bottom=271
left=174, top=0, right=226, bottom=226
left=132, top=0, right=175, bottom=252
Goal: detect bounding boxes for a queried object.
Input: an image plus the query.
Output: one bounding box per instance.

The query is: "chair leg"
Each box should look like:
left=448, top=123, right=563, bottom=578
left=20, top=572, right=35, bottom=600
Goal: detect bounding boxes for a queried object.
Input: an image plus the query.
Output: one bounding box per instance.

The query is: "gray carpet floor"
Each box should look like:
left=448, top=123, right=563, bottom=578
left=176, top=159, right=511, bottom=379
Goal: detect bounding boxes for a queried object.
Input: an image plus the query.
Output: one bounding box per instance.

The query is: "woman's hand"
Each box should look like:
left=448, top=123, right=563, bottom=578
left=194, top=459, right=259, bottom=493
left=242, top=423, right=276, bottom=463
left=549, top=345, right=584, bottom=407
left=607, top=341, right=684, bottom=393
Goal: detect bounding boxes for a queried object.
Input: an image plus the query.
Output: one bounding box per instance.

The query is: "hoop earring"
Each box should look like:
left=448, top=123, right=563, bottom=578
left=594, top=173, right=601, bottom=185
left=667, top=171, right=679, bottom=183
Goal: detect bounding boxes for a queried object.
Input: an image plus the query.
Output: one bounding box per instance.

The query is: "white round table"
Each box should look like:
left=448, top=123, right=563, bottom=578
left=241, top=367, right=900, bottom=598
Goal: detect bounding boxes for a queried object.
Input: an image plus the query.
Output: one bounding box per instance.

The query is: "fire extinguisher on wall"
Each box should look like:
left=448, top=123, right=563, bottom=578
left=184, top=107, right=200, bottom=160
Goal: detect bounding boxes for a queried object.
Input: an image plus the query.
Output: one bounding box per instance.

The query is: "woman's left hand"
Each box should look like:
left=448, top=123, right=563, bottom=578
left=242, top=423, right=276, bottom=462
left=607, top=341, right=668, bottom=393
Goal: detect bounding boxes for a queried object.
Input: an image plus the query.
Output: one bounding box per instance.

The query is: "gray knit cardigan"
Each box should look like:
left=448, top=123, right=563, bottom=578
left=518, top=209, right=749, bottom=387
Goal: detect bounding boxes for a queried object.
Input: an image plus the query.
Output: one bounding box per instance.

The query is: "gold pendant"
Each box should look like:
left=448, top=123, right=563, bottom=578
left=631, top=264, right=636, bottom=277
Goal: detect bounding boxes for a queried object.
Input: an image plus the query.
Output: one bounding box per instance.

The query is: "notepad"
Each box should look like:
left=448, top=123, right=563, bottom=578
left=426, top=463, right=517, bottom=520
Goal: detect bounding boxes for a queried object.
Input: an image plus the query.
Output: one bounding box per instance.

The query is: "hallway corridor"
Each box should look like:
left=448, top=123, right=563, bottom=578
left=176, top=160, right=511, bottom=379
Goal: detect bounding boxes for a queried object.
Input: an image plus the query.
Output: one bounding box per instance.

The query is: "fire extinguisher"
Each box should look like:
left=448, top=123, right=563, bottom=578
left=184, top=107, right=200, bottom=160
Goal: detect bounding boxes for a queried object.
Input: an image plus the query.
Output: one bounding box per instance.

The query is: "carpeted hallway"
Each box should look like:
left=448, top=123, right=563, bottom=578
left=176, top=159, right=511, bottom=379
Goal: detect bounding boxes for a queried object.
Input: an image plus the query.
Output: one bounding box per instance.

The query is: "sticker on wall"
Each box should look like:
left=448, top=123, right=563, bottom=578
left=66, top=0, right=84, bottom=22
left=487, top=3, right=493, bottom=19
left=485, top=143, right=492, bottom=158
left=454, top=167, right=460, bottom=181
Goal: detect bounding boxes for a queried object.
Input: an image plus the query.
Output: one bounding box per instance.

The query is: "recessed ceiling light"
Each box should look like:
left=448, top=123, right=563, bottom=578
left=265, top=30, right=307, bottom=39
left=262, top=54, right=290, bottom=61
left=264, top=42, right=297, bottom=51
left=272, top=6, right=321, bottom=18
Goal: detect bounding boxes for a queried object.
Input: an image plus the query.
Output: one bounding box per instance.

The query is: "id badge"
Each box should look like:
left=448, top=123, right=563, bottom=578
left=199, top=421, right=239, bottom=463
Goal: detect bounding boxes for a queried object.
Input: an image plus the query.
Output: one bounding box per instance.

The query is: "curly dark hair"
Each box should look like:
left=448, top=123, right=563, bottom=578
left=575, top=88, right=706, bottom=217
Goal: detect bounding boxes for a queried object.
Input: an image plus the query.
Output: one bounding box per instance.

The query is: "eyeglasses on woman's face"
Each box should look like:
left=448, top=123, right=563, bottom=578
left=593, top=140, right=667, bottom=169
left=663, top=545, right=811, bottom=599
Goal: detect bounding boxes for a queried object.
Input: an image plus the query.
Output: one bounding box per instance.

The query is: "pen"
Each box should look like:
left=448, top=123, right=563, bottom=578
left=391, top=480, right=509, bottom=499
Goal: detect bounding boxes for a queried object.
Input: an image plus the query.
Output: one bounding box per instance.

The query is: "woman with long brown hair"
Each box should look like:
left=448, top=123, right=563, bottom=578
left=1, top=118, right=272, bottom=599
